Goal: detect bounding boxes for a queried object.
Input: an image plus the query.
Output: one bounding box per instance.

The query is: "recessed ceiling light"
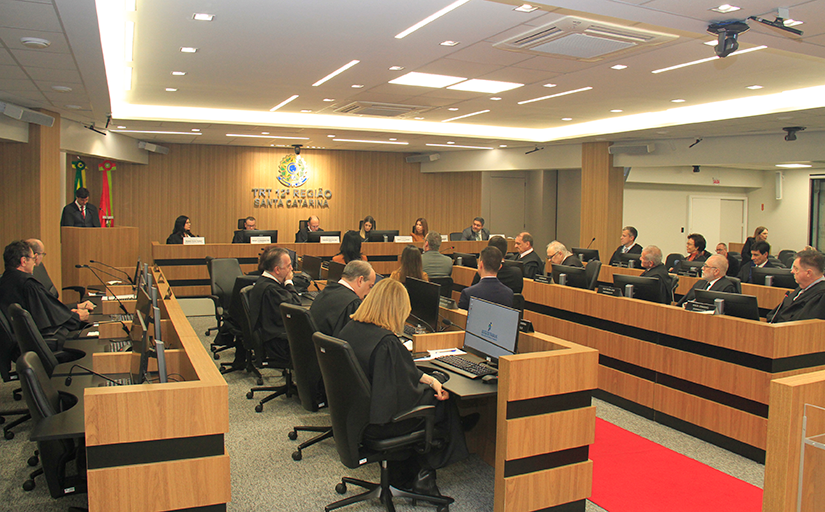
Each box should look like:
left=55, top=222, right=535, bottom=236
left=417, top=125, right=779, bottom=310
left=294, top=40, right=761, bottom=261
left=610, top=109, right=623, bottom=113
left=332, top=139, right=409, bottom=145
left=300, top=109, right=312, bottom=113
left=389, top=138, right=397, bottom=141
left=776, top=163, right=812, bottom=168
left=261, top=132, right=269, bottom=135
left=389, top=66, right=404, bottom=71
left=543, top=83, right=557, bottom=88
left=323, top=98, right=335, bottom=102
left=225, top=134, right=310, bottom=140
left=180, top=47, right=198, bottom=53
left=166, top=88, right=177, bottom=92
left=671, top=99, right=686, bottom=103
left=518, top=86, right=593, bottom=105
left=351, top=84, right=364, bottom=88
left=65, top=105, right=82, bottom=109
left=447, top=141, right=455, bottom=144
left=651, top=45, right=766, bottom=74
left=327, top=134, right=335, bottom=138
left=20, top=37, right=50, bottom=49
left=442, top=109, right=490, bottom=122
left=747, top=85, right=763, bottom=90
left=390, top=71, right=466, bottom=88
left=784, top=19, right=804, bottom=27
left=312, top=59, right=360, bottom=87
left=172, top=71, right=186, bottom=76
left=703, top=40, right=719, bottom=46
left=710, top=4, right=740, bottom=13
left=499, top=144, right=507, bottom=147
left=191, top=128, right=200, bottom=132
left=490, top=97, right=502, bottom=101
left=117, top=125, right=126, bottom=129
left=611, top=65, right=627, bottom=70
left=269, top=94, right=299, bottom=112
left=110, top=130, right=202, bottom=135
left=656, top=131, right=668, bottom=134
left=440, top=40, right=460, bottom=47
left=426, top=143, right=493, bottom=149
left=51, top=85, right=72, bottom=93
left=414, top=117, right=425, bottom=120
left=193, top=13, right=214, bottom=21
left=447, top=79, right=523, bottom=94
left=561, top=117, right=572, bottom=121
left=514, top=4, right=538, bottom=13
left=395, top=0, right=471, bottom=39
left=448, top=107, right=459, bottom=111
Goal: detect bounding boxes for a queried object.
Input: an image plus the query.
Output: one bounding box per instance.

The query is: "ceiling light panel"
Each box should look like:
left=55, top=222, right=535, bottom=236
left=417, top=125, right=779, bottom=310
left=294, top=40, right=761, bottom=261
left=442, top=110, right=490, bottom=122
left=389, top=72, right=466, bottom=88
left=447, top=79, right=523, bottom=93
left=426, top=143, right=493, bottom=149
left=312, top=60, right=360, bottom=87
left=226, top=134, right=310, bottom=139
left=518, top=86, right=593, bottom=105
left=395, top=0, right=471, bottom=39
left=193, top=13, right=214, bottom=21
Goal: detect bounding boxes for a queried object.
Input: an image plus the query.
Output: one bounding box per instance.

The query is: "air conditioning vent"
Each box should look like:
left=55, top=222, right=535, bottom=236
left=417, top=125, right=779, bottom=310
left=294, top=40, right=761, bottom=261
left=333, top=101, right=434, bottom=118
left=494, top=16, right=677, bottom=62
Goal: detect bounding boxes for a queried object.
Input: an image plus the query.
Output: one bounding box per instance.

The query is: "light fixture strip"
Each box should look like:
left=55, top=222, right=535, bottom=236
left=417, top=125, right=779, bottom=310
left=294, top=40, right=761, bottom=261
left=110, top=130, right=202, bottom=135
left=312, top=60, right=360, bottom=87
left=124, top=21, right=134, bottom=62
left=332, top=139, right=409, bottom=145
left=442, top=110, right=491, bottom=122
left=269, top=94, right=299, bottom=112
left=426, top=143, right=493, bottom=149
left=652, top=45, right=767, bottom=74
left=395, top=0, right=471, bottom=39
left=226, top=134, right=310, bottom=140
left=518, top=86, right=593, bottom=105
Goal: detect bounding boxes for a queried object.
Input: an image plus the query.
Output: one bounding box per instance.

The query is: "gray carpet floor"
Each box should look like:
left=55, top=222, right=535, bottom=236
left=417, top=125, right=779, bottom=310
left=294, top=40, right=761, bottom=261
left=0, top=314, right=764, bottom=511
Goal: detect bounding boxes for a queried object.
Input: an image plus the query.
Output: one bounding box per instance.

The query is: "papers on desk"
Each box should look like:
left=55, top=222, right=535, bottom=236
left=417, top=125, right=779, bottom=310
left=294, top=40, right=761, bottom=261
left=87, top=331, right=99, bottom=337
left=102, top=294, right=136, bottom=301
left=414, top=348, right=466, bottom=362
left=106, top=280, right=124, bottom=285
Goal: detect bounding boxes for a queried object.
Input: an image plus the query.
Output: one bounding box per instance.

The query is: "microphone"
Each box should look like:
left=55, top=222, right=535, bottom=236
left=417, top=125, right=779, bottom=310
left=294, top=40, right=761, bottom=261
left=64, top=364, right=122, bottom=386
left=90, top=259, right=135, bottom=285
left=408, top=312, right=437, bottom=334
left=440, top=318, right=460, bottom=331
left=76, top=265, right=131, bottom=336
left=85, top=264, right=124, bottom=283
left=586, top=237, right=596, bottom=249
left=767, top=290, right=792, bottom=323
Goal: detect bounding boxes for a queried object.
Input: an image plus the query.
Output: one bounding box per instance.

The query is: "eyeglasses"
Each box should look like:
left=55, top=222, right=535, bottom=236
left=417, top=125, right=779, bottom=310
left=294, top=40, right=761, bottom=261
left=702, top=264, right=719, bottom=271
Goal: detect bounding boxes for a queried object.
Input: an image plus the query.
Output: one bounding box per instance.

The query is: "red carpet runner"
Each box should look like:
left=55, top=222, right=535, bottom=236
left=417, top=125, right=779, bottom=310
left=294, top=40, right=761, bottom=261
left=589, top=418, right=763, bottom=512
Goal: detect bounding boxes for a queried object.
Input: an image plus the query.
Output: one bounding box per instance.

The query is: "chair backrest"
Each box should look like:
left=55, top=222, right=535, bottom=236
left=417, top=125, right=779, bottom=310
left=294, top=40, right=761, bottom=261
left=778, top=249, right=797, bottom=267
left=512, top=293, right=525, bottom=313
left=280, top=303, right=324, bottom=411
left=237, top=218, right=246, bottom=230
left=238, top=285, right=262, bottom=358
left=428, top=276, right=453, bottom=298
left=7, top=304, right=59, bottom=377
left=584, top=260, right=602, bottom=290
left=448, top=232, right=462, bottom=241
left=727, top=276, right=743, bottom=294
left=767, top=256, right=785, bottom=268
left=665, top=253, right=684, bottom=271
left=0, top=307, right=20, bottom=382
left=33, top=263, right=59, bottom=299
left=668, top=274, right=679, bottom=303
left=16, top=351, right=61, bottom=424
left=206, top=257, right=244, bottom=310
left=312, top=332, right=372, bottom=469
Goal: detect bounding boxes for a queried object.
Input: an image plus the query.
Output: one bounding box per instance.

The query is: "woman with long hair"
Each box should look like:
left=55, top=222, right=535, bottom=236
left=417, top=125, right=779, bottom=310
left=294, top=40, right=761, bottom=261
left=333, top=230, right=368, bottom=264
left=411, top=218, right=428, bottom=242
left=166, top=215, right=196, bottom=244
left=359, top=215, right=376, bottom=240
left=390, top=245, right=428, bottom=283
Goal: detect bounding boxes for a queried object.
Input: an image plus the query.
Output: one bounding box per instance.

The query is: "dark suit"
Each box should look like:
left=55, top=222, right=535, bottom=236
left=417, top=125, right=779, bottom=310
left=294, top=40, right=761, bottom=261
left=309, top=281, right=362, bottom=337
left=0, top=268, right=84, bottom=339
left=470, top=264, right=523, bottom=294
left=460, top=226, right=490, bottom=241
left=60, top=201, right=101, bottom=227
left=166, top=231, right=196, bottom=244
left=768, top=280, right=825, bottom=323
left=677, top=276, right=737, bottom=306
left=561, top=255, right=584, bottom=267
left=737, top=259, right=774, bottom=284
left=248, top=275, right=301, bottom=361
left=232, top=230, right=250, bottom=243
left=725, top=254, right=741, bottom=278
left=639, top=263, right=673, bottom=304
left=609, top=243, right=642, bottom=266
left=459, top=276, right=514, bottom=310
left=515, top=250, right=545, bottom=279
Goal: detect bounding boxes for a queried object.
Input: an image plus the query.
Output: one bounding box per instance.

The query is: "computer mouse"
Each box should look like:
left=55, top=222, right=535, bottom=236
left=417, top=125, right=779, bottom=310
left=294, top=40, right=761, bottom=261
left=481, top=374, right=498, bottom=384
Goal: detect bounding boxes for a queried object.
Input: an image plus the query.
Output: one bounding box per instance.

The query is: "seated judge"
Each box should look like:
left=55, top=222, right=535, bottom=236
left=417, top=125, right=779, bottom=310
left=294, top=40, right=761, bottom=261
left=459, top=246, right=514, bottom=310
left=411, top=218, right=428, bottom=243
left=716, top=242, right=741, bottom=278
left=460, top=217, right=490, bottom=241
left=609, top=226, right=642, bottom=266
left=546, top=241, right=583, bottom=269
left=390, top=245, right=428, bottom=283
left=231, top=216, right=257, bottom=243
left=737, top=241, right=774, bottom=284
left=512, top=232, right=545, bottom=279
left=310, top=260, right=375, bottom=337
left=166, top=215, right=197, bottom=244
left=337, top=278, right=469, bottom=495
left=60, top=187, right=101, bottom=227
left=470, top=236, right=523, bottom=293
left=768, top=249, right=825, bottom=323
left=295, top=215, right=322, bottom=243
left=639, top=245, right=673, bottom=304
left=359, top=215, right=376, bottom=241
left=0, top=241, right=92, bottom=341
left=676, top=254, right=736, bottom=306
left=421, top=231, right=452, bottom=278
left=332, top=230, right=368, bottom=264
left=27, top=239, right=95, bottom=310
left=741, top=226, right=768, bottom=266
left=248, top=247, right=302, bottom=362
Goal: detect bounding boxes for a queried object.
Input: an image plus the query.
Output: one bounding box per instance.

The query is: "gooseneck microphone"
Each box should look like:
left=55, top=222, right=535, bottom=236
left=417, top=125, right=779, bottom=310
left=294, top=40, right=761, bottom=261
left=441, top=318, right=460, bottom=331
left=76, top=265, right=131, bottom=336
left=84, top=265, right=124, bottom=283
left=408, top=312, right=437, bottom=334
left=90, top=259, right=135, bottom=285
left=64, top=364, right=122, bottom=386
left=586, top=237, right=596, bottom=249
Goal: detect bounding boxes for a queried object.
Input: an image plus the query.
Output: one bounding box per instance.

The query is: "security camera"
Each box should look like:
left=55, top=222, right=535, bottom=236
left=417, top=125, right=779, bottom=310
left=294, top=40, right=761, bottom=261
left=783, top=126, right=805, bottom=141
left=292, top=144, right=302, bottom=155
left=693, top=165, right=701, bottom=173
left=707, top=20, right=749, bottom=58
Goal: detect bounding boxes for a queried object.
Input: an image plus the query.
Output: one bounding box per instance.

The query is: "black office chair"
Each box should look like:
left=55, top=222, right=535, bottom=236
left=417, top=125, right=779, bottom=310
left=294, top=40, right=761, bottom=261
left=728, top=276, right=743, bottom=294
left=767, top=256, right=786, bottom=268
left=205, top=257, right=244, bottom=368
left=665, top=253, right=684, bottom=272
left=312, top=332, right=453, bottom=512
left=512, top=293, right=525, bottom=314
left=7, top=304, right=82, bottom=375
left=280, top=304, right=332, bottom=461
left=33, top=263, right=86, bottom=303
left=448, top=232, right=462, bottom=241
left=428, top=276, right=453, bottom=299
left=778, top=250, right=797, bottom=268
left=584, top=259, right=602, bottom=290
left=237, top=218, right=246, bottom=230
left=16, top=351, right=87, bottom=504
left=240, top=286, right=295, bottom=413
left=668, top=274, right=679, bottom=304
left=0, top=307, right=27, bottom=439
left=295, top=219, right=309, bottom=242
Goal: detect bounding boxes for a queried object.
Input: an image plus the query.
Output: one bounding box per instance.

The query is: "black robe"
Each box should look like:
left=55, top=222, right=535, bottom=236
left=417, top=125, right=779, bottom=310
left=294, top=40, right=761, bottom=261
left=676, top=276, right=737, bottom=306
left=768, top=280, right=825, bottom=323
left=248, top=275, right=301, bottom=361
left=470, top=264, right=523, bottom=293
left=309, top=281, right=361, bottom=337
left=0, top=268, right=84, bottom=335
left=639, top=263, right=673, bottom=304
left=515, top=250, right=545, bottom=279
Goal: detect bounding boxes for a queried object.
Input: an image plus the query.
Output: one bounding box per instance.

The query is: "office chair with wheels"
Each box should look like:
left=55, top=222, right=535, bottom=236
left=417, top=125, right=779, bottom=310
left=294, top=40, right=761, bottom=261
left=7, top=304, right=82, bottom=376
left=448, top=232, right=462, bottom=241
left=240, top=286, right=294, bottom=412
left=0, top=307, right=28, bottom=439
left=767, top=256, right=786, bottom=268
left=295, top=219, right=309, bottom=242
left=512, top=293, right=525, bottom=314
left=428, top=277, right=453, bottom=299
left=728, top=276, right=743, bottom=294
left=205, top=257, right=244, bottom=369
left=312, top=332, right=454, bottom=512
left=280, top=303, right=332, bottom=461
left=584, top=259, right=602, bottom=290
left=33, top=264, right=86, bottom=303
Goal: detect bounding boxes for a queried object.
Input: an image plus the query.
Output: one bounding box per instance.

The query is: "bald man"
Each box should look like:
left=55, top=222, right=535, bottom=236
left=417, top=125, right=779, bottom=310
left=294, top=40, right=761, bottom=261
left=676, top=254, right=737, bottom=306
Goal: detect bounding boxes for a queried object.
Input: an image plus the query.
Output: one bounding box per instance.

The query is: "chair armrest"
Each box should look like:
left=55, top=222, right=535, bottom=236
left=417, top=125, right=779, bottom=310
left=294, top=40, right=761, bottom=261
left=62, top=285, right=86, bottom=297
left=30, top=406, right=85, bottom=442
left=392, top=404, right=436, bottom=449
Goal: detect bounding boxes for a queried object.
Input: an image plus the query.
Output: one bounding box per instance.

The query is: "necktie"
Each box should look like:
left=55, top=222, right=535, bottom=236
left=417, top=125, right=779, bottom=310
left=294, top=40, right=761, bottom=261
left=81, top=207, right=85, bottom=220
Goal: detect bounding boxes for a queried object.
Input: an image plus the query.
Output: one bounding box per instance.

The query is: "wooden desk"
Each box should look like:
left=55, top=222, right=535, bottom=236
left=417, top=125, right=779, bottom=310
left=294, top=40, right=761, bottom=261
left=62, top=226, right=139, bottom=291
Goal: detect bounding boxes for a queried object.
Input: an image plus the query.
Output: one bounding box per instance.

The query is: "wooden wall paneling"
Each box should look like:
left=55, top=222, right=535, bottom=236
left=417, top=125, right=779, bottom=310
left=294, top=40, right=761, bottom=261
left=599, top=366, right=656, bottom=408
left=0, top=142, right=31, bottom=244
left=504, top=407, right=596, bottom=460
left=499, top=462, right=593, bottom=512
left=580, top=141, right=623, bottom=267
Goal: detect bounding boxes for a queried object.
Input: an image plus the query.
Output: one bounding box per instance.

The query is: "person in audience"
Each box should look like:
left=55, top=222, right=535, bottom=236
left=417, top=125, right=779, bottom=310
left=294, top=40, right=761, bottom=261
left=768, top=249, right=825, bottom=323
left=60, top=187, right=101, bottom=227
left=460, top=217, right=489, bottom=241
left=310, top=260, right=375, bottom=337
left=738, top=241, right=774, bottom=283
left=166, top=215, right=197, bottom=244
left=512, top=232, right=545, bottom=279
left=683, top=233, right=711, bottom=263
left=337, top=278, right=470, bottom=496
left=639, top=245, right=673, bottom=304
left=716, top=242, right=741, bottom=278
left=333, top=230, right=368, bottom=264
left=546, top=241, right=583, bottom=269
left=676, top=254, right=736, bottom=306
left=295, top=215, right=322, bottom=243
left=609, top=226, right=642, bottom=266
left=411, top=218, right=428, bottom=242
left=248, top=247, right=301, bottom=362
left=459, top=246, right=514, bottom=309
left=232, top=216, right=257, bottom=243
left=390, top=245, right=428, bottom=283
left=470, top=236, right=523, bottom=293
left=741, top=226, right=768, bottom=266
left=360, top=215, right=376, bottom=240
left=421, top=232, right=452, bottom=278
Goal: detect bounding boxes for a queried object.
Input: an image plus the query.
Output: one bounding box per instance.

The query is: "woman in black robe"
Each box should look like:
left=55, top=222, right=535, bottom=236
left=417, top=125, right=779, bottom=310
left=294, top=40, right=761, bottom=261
left=165, top=215, right=197, bottom=244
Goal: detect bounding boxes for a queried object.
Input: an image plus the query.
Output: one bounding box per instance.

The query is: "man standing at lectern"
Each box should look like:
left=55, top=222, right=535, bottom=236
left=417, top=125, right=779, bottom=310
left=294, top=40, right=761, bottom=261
left=61, top=187, right=101, bottom=227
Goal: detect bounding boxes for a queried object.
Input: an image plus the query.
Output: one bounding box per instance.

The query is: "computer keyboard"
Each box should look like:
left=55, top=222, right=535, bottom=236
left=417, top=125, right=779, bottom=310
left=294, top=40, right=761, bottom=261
left=403, top=324, right=417, bottom=337
left=99, top=377, right=131, bottom=387
left=433, top=355, right=496, bottom=378
left=111, top=313, right=133, bottom=322
left=105, top=340, right=132, bottom=352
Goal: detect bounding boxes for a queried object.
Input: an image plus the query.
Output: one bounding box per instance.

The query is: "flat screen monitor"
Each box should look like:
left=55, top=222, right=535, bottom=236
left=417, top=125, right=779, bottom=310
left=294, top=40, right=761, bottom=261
left=618, top=252, right=643, bottom=268
left=752, top=267, right=796, bottom=289
left=301, top=254, right=323, bottom=280
left=132, top=257, right=142, bottom=289
left=677, top=260, right=703, bottom=276
left=694, top=290, right=760, bottom=321
left=135, top=286, right=153, bottom=319
left=366, top=230, right=399, bottom=243
left=612, top=274, right=664, bottom=304
left=326, top=261, right=346, bottom=282
left=502, top=260, right=525, bottom=272
left=452, top=252, right=477, bottom=269
left=572, top=248, right=599, bottom=262
left=405, top=277, right=440, bottom=333
left=151, top=305, right=168, bottom=383
left=130, top=310, right=152, bottom=384
left=463, top=297, right=519, bottom=363
left=551, top=264, right=589, bottom=289
left=306, top=230, right=341, bottom=243
left=236, top=229, right=278, bottom=244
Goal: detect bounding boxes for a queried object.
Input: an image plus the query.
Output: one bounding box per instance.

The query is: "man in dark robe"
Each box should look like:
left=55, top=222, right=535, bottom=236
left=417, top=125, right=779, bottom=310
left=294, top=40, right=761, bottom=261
left=248, top=246, right=301, bottom=362
left=639, top=245, right=673, bottom=304
left=676, top=255, right=736, bottom=306
left=231, top=216, right=257, bottom=243
left=310, top=260, right=375, bottom=336
left=512, top=232, right=545, bottom=278
left=768, top=249, right=825, bottom=323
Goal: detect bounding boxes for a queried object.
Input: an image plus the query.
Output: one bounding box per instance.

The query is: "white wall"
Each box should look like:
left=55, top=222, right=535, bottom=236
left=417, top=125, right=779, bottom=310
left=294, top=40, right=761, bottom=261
left=747, top=169, right=812, bottom=252
left=0, top=116, right=28, bottom=143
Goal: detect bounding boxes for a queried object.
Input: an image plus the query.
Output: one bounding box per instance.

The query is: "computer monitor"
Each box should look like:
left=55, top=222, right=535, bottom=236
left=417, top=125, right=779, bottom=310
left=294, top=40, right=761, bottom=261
left=366, top=230, right=399, bottom=242
left=306, top=230, right=341, bottom=243
left=502, top=259, right=526, bottom=273
left=572, top=248, right=599, bottom=263
left=300, top=254, right=323, bottom=280
left=677, top=260, right=703, bottom=276
left=132, top=257, right=142, bottom=290
left=694, top=290, right=760, bottom=321
left=130, top=310, right=152, bottom=384
left=752, top=267, right=796, bottom=289
left=134, top=285, right=153, bottom=319
left=463, top=297, right=520, bottom=363
left=618, top=252, right=643, bottom=268
left=612, top=274, right=664, bottom=304
left=452, top=252, right=477, bottom=269
left=235, top=229, right=278, bottom=244
left=551, top=264, right=589, bottom=289
left=151, top=305, right=168, bottom=383
left=405, top=277, right=440, bottom=333
left=326, top=260, right=346, bottom=282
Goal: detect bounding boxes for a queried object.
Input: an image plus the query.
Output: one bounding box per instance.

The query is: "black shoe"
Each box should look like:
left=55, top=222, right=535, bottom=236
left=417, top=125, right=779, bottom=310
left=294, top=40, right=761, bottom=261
left=460, top=412, right=480, bottom=432
left=412, top=468, right=441, bottom=497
